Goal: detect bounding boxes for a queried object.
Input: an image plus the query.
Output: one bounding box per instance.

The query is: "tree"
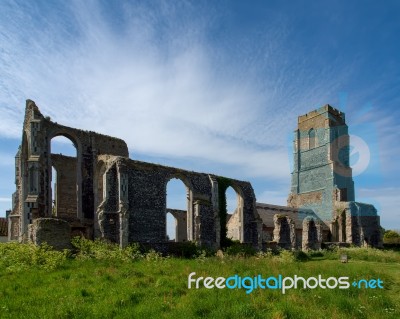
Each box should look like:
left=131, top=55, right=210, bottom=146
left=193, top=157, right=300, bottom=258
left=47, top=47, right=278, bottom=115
left=383, top=230, right=400, bottom=245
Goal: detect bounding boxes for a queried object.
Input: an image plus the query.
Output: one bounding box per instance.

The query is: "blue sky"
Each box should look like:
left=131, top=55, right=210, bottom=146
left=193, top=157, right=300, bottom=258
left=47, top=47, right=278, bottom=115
left=0, top=0, right=399, bottom=232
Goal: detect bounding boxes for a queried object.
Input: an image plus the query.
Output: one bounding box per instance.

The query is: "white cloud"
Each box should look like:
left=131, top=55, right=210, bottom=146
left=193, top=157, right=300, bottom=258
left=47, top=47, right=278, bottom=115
left=0, top=1, right=398, bottom=231
left=0, top=1, right=293, bottom=179
left=0, top=1, right=393, bottom=183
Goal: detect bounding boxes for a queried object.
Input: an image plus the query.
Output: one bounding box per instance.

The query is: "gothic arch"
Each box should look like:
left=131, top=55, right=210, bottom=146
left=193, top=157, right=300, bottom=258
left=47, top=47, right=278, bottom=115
left=48, top=130, right=82, bottom=219
left=165, top=174, right=193, bottom=242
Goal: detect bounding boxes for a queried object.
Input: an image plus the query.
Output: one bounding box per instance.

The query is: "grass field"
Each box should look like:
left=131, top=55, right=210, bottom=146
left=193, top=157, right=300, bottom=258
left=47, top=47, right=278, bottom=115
left=0, top=241, right=399, bottom=319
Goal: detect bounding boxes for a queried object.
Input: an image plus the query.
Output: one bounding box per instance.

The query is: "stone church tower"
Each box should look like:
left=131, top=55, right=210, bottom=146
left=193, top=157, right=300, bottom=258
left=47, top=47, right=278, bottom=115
left=288, top=105, right=382, bottom=246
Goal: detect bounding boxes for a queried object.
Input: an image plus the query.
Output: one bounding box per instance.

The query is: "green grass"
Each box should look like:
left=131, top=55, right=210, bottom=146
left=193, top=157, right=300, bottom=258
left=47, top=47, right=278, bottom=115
left=0, top=243, right=399, bottom=319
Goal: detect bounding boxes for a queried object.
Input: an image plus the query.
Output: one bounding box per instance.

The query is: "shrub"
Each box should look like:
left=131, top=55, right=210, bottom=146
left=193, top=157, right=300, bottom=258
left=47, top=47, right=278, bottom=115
left=144, top=249, right=163, bottom=261
left=383, top=243, right=400, bottom=250
left=174, top=241, right=202, bottom=258
left=225, top=242, right=256, bottom=257
left=255, top=250, right=274, bottom=259
left=71, top=237, right=142, bottom=261
left=308, top=250, right=324, bottom=258
left=277, top=250, right=295, bottom=263
left=384, top=230, right=400, bottom=245
left=0, top=242, right=68, bottom=272
left=293, top=250, right=310, bottom=261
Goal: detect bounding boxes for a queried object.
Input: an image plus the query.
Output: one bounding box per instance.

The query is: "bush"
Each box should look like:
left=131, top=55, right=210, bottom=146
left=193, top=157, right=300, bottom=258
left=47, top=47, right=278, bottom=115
left=293, top=250, right=310, bottom=261
left=308, top=251, right=324, bottom=258
left=225, top=242, right=256, bottom=257
left=277, top=250, right=296, bottom=263
left=383, top=243, right=400, bottom=250
left=384, top=230, right=400, bottom=239
left=171, top=241, right=204, bottom=258
left=0, top=242, right=68, bottom=272
left=144, top=249, right=163, bottom=261
left=255, top=250, right=274, bottom=259
left=384, top=230, right=400, bottom=244
left=71, top=237, right=142, bottom=261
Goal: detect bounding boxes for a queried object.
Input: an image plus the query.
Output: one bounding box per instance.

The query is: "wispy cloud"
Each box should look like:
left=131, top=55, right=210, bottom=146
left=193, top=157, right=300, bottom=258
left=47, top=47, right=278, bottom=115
left=1, top=0, right=398, bottom=187
left=0, top=1, right=356, bottom=181
left=0, top=1, right=399, bottom=229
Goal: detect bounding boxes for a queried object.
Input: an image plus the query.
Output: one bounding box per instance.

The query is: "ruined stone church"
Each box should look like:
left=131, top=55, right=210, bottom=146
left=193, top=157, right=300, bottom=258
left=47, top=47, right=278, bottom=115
left=8, top=100, right=382, bottom=250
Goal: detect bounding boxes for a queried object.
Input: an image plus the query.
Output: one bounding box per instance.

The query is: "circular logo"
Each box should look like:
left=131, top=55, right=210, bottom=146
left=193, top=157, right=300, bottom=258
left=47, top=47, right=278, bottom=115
left=332, top=134, right=370, bottom=177
left=349, top=135, right=370, bottom=177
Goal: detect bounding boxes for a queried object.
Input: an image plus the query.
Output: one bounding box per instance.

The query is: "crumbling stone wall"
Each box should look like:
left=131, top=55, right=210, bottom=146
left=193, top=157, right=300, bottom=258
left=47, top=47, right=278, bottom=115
left=330, top=201, right=351, bottom=243
left=8, top=101, right=259, bottom=250
left=167, top=209, right=187, bottom=242
left=8, top=100, right=382, bottom=251
left=96, top=157, right=259, bottom=249
left=348, top=202, right=382, bottom=247
left=28, top=218, right=71, bottom=250
left=51, top=154, right=77, bottom=220
left=226, top=209, right=241, bottom=241
left=8, top=100, right=128, bottom=241
left=273, top=215, right=296, bottom=249
left=255, top=204, right=320, bottom=249
left=302, top=217, right=322, bottom=250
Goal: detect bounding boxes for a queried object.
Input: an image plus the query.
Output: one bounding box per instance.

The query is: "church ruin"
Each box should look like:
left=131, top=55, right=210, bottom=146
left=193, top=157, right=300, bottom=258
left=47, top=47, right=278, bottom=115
left=8, top=100, right=382, bottom=250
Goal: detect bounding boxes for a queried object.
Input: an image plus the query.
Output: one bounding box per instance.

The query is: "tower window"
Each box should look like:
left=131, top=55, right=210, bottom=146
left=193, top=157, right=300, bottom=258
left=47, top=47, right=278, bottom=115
left=339, top=188, right=348, bottom=201
left=309, top=129, right=316, bottom=149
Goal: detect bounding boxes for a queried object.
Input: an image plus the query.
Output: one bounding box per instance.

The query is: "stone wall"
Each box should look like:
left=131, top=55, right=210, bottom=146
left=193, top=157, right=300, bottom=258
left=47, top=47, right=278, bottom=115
left=167, top=209, right=187, bottom=242
left=273, top=215, right=296, bottom=249
left=226, top=209, right=240, bottom=241
left=8, top=100, right=382, bottom=251
left=51, top=154, right=77, bottom=219
left=9, top=100, right=128, bottom=241
left=302, top=217, right=322, bottom=250
left=28, top=218, right=71, bottom=250
left=348, top=202, right=382, bottom=247
left=255, top=203, right=322, bottom=249
left=95, top=156, right=259, bottom=249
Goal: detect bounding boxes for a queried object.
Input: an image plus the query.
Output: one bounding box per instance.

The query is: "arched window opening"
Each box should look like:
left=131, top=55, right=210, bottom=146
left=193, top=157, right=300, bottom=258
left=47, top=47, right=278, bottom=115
left=225, top=186, right=242, bottom=243
left=309, top=128, right=316, bottom=149
left=166, top=212, right=176, bottom=241
left=51, top=136, right=76, bottom=156
left=226, top=187, right=237, bottom=215
left=166, top=178, right=189, bottom=242
left=96, top=162, right=106, bottom=209
left=50, top=135, right=78, bottom=219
